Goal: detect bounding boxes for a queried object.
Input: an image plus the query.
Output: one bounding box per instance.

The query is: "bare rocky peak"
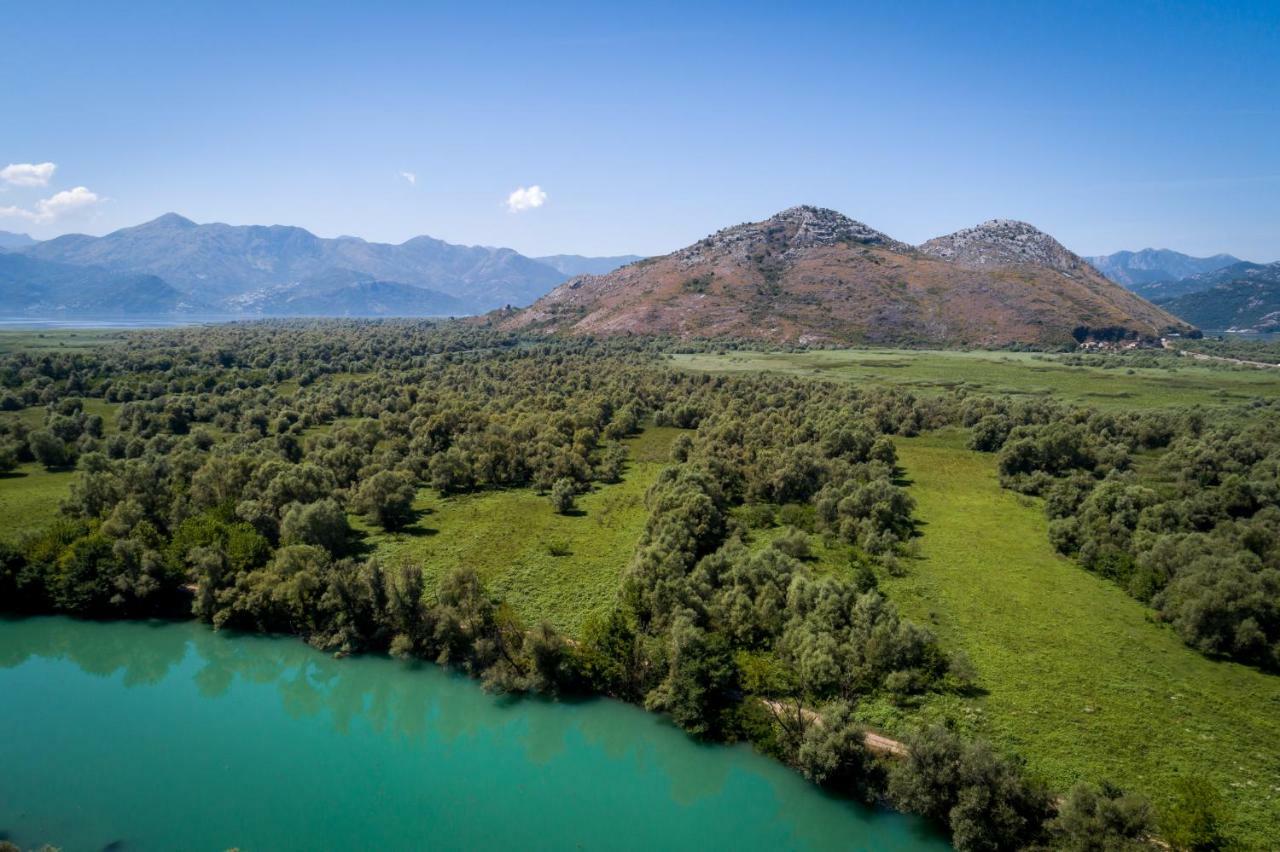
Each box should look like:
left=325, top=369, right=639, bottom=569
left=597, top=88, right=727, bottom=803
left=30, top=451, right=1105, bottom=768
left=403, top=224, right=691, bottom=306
left=919, top=219, right=1087, bottom=275
left=675, top=205, right=911, bottom=265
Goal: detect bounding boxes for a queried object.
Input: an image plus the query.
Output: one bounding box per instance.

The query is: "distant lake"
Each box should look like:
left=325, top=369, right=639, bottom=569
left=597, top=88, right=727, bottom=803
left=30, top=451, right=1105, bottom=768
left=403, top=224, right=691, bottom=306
left=0, top=617, right=949, bottom=851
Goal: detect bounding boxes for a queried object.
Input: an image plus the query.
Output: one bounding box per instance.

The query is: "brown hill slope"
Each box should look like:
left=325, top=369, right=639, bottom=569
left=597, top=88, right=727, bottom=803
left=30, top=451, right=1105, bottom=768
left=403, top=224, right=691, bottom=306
left=500, top=207, right=1192, bottom=347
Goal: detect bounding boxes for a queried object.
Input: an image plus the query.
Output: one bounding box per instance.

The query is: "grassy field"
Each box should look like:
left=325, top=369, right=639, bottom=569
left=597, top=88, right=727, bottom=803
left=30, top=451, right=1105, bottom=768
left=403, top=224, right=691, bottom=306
left=0, top=400, right=120, bottom=540
left=0, top=463, right=77, bottom=541
left=0, top=328, right=131, bottom=355
left=2, top=397, right=119, bottom=434
left=363, top=427, right=680, bottom=636
left=672, top=348, right=1280, bottom=409
left=886, top=429, right=1280, bottom=845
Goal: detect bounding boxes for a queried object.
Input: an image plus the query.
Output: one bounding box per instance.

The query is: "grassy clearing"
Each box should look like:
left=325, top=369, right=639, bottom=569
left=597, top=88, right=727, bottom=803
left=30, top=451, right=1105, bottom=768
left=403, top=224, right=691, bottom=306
left=0, top=463, right=75, bottom=540
left=364, top=427, right=681, bottom=636
left=1, top=398, right=120, bottom=436
left=0, top=400, right=122, bottom=537
left=887, top=429, right=1280, bottom=845
left=672, top=349, right=1280, bottom=409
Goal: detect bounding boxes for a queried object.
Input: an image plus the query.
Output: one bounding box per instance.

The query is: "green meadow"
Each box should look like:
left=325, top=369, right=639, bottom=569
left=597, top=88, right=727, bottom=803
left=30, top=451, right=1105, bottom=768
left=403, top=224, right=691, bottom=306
left=0, top=463, right=78, bottom=538
left=672, top=348, right=1280, bottom=409
left=0, top=401, right=119, bottom=539
left=363, top=427, right=681, bottom=636
left=886, top=429, right=1280, bottom=846
left=0, top=328, right=131, bottom=355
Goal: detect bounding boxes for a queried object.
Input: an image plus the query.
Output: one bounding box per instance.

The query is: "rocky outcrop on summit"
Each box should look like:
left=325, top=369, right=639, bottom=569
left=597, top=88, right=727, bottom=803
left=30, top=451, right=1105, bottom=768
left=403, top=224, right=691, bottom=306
left=675, top=206, right=913, bottom=264
left=918, top=220, right=1088, bottom=276
left=501, top=207, right=1193, bottom=348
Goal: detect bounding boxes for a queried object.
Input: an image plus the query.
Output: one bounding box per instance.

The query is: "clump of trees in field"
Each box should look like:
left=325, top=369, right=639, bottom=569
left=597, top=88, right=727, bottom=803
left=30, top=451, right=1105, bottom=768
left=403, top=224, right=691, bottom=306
left=962, top=392, right=1280, bottom=672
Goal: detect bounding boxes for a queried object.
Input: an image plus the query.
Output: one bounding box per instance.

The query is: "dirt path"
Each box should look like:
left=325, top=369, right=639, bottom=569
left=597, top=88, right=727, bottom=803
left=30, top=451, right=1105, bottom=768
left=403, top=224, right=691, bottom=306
left=1161, top=338, right=1280, bottom=369
left=1181, top=349, right=1280, bottom=369
left=758, top=698, right=910, bottom=759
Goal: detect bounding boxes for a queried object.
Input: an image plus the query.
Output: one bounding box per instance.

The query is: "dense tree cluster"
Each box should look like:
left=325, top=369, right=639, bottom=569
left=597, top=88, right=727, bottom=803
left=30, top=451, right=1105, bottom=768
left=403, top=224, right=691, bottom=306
left=967, top=394, right=1280, bottom=671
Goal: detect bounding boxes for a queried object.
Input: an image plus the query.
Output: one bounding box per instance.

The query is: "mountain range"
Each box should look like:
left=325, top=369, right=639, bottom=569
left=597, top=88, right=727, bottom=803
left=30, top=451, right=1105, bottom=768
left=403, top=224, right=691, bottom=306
left=8, top=210, right=1274, bottom=342
left=3, top=214, right=638, bottom=318
left=533, top=254, right=645, bottom=277
left=0, top=253, right=203, bottom=317
left=1086, top=248, right=1240, bottom=295
left=0, top=231, right=38, bottom=251
left=1154, top=262, right=1280, bottom=333
left=500, top=207, right=1191, bottom=348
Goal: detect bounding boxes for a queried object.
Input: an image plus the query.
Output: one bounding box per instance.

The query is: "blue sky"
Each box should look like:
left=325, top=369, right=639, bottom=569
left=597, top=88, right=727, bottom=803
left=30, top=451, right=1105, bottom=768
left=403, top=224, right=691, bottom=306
left=2, top=1, right=1277, bottom=259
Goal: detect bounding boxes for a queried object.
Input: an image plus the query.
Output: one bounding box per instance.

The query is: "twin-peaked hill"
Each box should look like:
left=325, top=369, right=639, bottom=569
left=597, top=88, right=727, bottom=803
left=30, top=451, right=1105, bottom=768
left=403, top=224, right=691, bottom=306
left=500, top=207, right=1192, bottom=347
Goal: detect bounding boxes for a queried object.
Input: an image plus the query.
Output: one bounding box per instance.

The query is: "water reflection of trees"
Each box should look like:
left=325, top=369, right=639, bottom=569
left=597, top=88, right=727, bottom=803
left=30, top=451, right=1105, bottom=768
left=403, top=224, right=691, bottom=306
left=0, top=617, right=943, bottom=850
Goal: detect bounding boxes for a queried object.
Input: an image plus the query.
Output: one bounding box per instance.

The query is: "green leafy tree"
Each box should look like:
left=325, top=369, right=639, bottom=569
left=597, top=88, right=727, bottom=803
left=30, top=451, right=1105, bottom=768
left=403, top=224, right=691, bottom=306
left=29, top=429, right=74, bottom=470
left=353, top=470, right=417, bottom=531
left=795, top=702, right=869, bottom=792
left=280, top=497, right=350, bottom=553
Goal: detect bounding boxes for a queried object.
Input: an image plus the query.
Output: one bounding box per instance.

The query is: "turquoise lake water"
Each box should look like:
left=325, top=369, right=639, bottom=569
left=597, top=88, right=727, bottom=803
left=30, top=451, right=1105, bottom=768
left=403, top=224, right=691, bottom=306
left=0, top=617, right=949, bottom=851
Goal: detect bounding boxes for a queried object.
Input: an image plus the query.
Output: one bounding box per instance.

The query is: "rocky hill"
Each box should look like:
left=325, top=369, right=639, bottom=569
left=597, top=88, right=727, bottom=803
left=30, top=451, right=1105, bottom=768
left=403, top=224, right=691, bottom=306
left=500, top=206, right=1192, bottom=348
left=919, top=219, right=1087, bottom=275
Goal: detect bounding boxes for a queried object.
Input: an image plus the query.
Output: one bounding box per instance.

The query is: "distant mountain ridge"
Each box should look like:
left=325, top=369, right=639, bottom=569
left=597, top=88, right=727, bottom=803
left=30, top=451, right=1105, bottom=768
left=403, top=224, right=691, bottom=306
left=502, top=206, right=1190, bottom=348
left=1086, top=249, right=1241, bottom=297
left=8, top=214, right=639, bottom=318
left=0, top=253, right=206, bottom=317
left=0, top=231, right=38, bottom=251
left=534, top=254, right=644, bottom=277
left=1155, top=262, right=1280, bottom=332
left=19, top=213, right=564, bottom=313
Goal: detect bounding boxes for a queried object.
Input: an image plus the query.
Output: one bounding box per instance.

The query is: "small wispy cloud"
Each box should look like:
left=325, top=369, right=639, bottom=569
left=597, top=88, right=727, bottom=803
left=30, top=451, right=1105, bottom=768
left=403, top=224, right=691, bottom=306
left=0, top=185, right=102, bottom=223
left=1, top=162, right=57, bottom=187
left=399, top=171, right=417, bottom=186
left=506, top=185, right=547, bottom=213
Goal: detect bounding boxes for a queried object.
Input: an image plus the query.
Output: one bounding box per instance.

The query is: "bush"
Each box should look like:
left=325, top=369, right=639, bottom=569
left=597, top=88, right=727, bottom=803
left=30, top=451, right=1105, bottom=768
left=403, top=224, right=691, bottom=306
left=550, top=477, right=577, bottom=514
left=1049, top=780, right=1153, bottom=851
left=1160, top=776, right=1234, bottom=852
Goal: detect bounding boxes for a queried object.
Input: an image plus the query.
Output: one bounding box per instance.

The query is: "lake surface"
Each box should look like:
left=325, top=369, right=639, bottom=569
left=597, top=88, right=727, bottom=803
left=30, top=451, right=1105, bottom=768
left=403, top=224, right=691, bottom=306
left=0, top=617, right=948, bottom=851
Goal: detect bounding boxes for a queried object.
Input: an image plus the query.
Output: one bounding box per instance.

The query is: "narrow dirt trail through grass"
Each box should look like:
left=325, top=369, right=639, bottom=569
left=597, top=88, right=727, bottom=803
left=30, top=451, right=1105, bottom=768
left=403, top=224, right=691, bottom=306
left=889, top=429, right=1280, bottom=846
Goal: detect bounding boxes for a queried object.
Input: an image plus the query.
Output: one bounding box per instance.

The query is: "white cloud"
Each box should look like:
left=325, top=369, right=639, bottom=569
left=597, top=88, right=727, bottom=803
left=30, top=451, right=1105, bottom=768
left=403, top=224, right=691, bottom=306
left=400, top=171, right=417, bottom=186
left=37, top=186, right=100, bottom=220
left=1, top=162, right=57, bottom=187
left=0, top=185, right=102, bottom=223
left=506, top=185, right=547, bottom=213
